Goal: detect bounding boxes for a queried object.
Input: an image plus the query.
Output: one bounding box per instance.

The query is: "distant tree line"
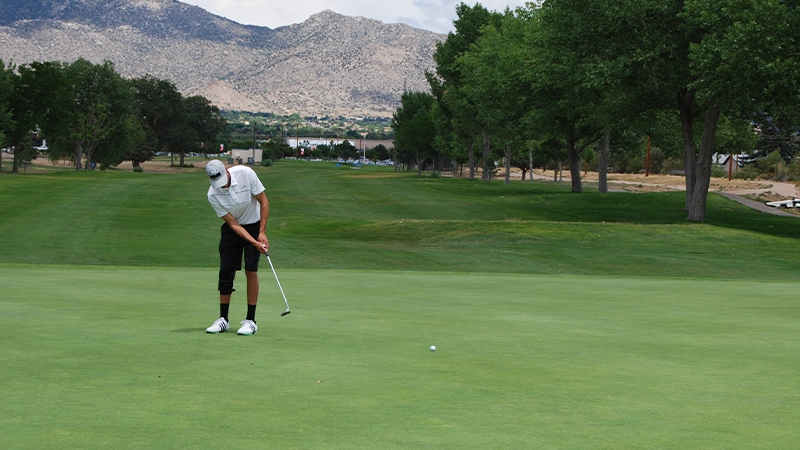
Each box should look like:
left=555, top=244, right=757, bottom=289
left=0, top=58, right=226, bottom=172
left=392, top=1, right=800, bottom=222
left=259, top=137, right=390, bottom=162
left=220, top=113, right=393, bottom=148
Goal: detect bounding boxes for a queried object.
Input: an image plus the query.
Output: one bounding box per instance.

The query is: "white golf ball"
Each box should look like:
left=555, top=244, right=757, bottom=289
left=430, top=345, right=436, bottom=351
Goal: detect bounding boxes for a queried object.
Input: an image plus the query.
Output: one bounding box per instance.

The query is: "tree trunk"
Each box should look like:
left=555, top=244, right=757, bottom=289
left=74, top=142, right=83, bottom=171
left=687, top=102, right=722, bottom=222
left=416, top=154, right=422, bottom=176
left=12, top=140, right=20, bottom=173
left=565, top=133, right=583, bottom=193
left=468, top=137, right=475, bottom=180
left=554, top=162, right=558, bottom=182
left=85, top=144, right=94, bottom=171
left=481, top=130, right=492, bottom=182
left=678, top=90, right=699, bottom=212
left=180, top=151, right=185, bottom=166
left=528, top=150, right=533, bottom=180
left=170, top=151, right=174, bottom=166
left=132, top=160, right=141, bottom=168
left=504, top=144, right=511, bottom=185
left=598, top=130, right=611, bottom=193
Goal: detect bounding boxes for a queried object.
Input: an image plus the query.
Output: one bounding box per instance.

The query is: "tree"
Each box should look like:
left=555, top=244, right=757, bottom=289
left=392, top=91, right=437, bottom=175
left=262, top=138, right=293, bottom=160
left=742, top=118, right=798, bottom=168
left=129, top=75, right=185, bottom=166
left=333, top=140, right=359, bottom=161
left=427, top=2, right=504, bottom=180
left=0, top=60, right=14, bottom=172
left=367, top=144, right=390, bottom=161
left=524, top=3, right=616, bottom=193
left=8, top=61, right=71, bottom=172
left=181, top=95, right=227, bottom=164
left=548, top=0, right=800, bottom=220
left=35, top=59, right=137, bottom=170
left=458, top=10, right=530, bottom=185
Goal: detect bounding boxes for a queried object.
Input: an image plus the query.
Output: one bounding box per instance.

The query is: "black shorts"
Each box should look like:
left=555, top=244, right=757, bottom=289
left=219, top=221, right=261, bottom=273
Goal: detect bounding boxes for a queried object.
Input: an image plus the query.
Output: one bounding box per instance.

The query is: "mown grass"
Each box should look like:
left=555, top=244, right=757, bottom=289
left=1, top=161, right=799, bottom=449
left=0, top=160, right=797, bottom=278
left=2, top=267, right=799, bottom=449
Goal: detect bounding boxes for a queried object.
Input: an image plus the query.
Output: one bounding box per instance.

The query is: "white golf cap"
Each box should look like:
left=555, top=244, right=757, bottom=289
left=206, top=160, right=227, bottom=188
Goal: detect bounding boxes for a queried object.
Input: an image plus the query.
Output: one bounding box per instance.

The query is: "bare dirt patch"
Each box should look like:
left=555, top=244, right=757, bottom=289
left=495, top=167, right=799, bottom=196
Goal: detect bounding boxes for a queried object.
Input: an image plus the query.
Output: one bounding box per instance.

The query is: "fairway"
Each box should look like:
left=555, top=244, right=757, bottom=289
left=1, top=161, right=799, bottom=448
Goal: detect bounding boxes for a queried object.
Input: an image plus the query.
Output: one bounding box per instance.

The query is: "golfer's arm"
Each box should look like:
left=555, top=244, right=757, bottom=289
left=221, top=214, right=260, bottom=248
left=255, top=191, right=269, bottom=235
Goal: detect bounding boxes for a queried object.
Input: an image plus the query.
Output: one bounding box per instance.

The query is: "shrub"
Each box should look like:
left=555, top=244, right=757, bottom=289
left=260, top=159, right=273, bottom=167
left=430, top=170, right=441, bottom=178
left=133, top=166, right=143, bottom=173
left=648, top=147, right=666, bottom=174
left=774, top=162, right=789, bottom=181
left=660, top=158, right=684, bottom=175
left=763, top=150, right=784, bottom=174
left=627, top=158, right=644, bottom=174
left=733, top=164, right=760, bottom=180
left=711, top=166, right=726, bottom=178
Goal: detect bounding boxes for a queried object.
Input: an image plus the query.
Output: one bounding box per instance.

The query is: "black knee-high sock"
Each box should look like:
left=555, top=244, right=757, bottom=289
left=247, top=304, right=257, bottom=322
left=220, top=303, right=230, bottom=321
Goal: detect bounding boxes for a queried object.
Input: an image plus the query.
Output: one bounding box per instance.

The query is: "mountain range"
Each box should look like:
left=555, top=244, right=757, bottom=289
left=0, top=0, right=444, bottom=117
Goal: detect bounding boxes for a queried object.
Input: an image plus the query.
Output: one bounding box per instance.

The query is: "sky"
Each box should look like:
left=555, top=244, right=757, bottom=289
left=181, top=0, right=529, bottom=34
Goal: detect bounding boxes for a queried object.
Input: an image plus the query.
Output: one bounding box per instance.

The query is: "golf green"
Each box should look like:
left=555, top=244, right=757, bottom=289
left=2, top=266, right=798, bottom=448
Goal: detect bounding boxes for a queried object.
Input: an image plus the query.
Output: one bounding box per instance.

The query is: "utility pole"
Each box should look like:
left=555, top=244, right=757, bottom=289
left=252, top=122, right=257, bottom=164
left=729, top=152, right=734, bottom=181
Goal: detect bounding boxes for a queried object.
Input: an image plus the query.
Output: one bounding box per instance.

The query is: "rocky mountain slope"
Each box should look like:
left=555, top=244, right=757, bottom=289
left=0, top=0, right=443, bottom=116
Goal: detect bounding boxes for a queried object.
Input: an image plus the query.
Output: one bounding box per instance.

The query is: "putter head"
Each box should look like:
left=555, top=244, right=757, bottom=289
left=281, top=309, right=291, bottom=317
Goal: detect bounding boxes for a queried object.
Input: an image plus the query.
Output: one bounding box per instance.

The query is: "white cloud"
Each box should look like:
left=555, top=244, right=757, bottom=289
left=182, top=0, right=528, bottom=34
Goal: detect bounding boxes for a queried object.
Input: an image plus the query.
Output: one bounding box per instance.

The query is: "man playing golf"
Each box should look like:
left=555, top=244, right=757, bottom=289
left=204, top=159, right=268, bottom=335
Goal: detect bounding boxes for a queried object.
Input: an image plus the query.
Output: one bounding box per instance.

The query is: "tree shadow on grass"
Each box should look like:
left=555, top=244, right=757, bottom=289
left=457, top=182, right=799, bottom=240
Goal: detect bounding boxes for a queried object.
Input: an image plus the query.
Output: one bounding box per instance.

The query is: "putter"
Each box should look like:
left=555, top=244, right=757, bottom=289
left=263, top=248, right=291, bottom=316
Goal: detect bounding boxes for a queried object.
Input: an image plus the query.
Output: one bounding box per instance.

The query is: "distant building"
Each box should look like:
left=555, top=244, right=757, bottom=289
left=230, top=148, right=263, bottom=164
left=712, top=153, right=746, bottom=176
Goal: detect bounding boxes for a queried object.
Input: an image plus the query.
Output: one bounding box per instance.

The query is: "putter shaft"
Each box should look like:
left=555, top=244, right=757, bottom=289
left=265, top=253, right=291, bottom=315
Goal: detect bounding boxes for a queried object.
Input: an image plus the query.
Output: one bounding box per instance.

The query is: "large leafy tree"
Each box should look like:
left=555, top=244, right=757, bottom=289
left=427, top=2, right=503, bottom=180
left=8, top=61, right=70, bottom=172
left=129, top=75, right=185, bottom=165
left=543, top=0, right=800, bottom=220
left=458, top=10, right=530, bottom=185
left=182, top=95, right=227, bottom=163
left=526, top=2, right=634, bottom=193
left=392, top=91, right=437, bottom=175
left=37, top=59, right=137, bottom=170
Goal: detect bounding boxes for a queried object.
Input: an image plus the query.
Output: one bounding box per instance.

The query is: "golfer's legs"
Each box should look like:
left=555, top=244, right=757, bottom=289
left=245, top=270, right=258, bottom=305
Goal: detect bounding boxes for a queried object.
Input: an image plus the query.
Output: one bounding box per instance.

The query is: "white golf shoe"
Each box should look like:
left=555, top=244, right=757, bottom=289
left=206, top=317, right=229, bottom=334
left=237, top=319, right=258, bottom=336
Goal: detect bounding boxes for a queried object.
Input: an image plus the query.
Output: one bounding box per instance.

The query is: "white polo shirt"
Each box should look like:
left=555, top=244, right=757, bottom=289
left=207, top=165, right=265, bottom=225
